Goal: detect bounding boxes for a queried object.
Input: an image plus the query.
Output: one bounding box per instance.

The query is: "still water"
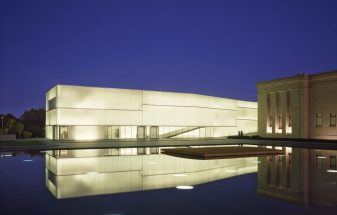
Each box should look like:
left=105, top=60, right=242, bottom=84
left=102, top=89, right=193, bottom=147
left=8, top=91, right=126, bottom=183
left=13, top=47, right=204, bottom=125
left=0, top=146, right=337, bottom=215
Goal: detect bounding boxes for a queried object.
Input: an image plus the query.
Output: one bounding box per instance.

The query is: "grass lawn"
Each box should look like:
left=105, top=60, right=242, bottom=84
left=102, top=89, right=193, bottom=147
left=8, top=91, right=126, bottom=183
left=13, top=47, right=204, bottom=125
left=0, top=139, right=45, bottom=146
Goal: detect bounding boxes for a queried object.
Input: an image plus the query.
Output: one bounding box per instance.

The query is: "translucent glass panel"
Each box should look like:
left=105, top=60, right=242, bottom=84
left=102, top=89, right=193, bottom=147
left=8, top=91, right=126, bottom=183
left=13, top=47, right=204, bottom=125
left=143, top=91, right=237, bottom=110
left=159, top=127, right=183, bottom=135
left=57, top=109, right=142, bottom=125
left=119, top=148, right=138, bottom=155
left=107, top=126, right=120, bottom=139
left=168, top=126, right=238, bottom=138
left=172, top=128, right=200, bottom=138
left=57, top=85, right=143, bottom=110
left=237, top=120, right=258, bottom=134
left=45, top=126, right=53, bottom=139
left=46, top=109, right=57, bottom=125
left=213, top=127, right=234, bottom=137
left=171, top=127, right=239, bottom=138
left=150, top=126, right=159, bottom=138
left=120, top=126, right=137, bottom=139
left=143, top=105, right=237, bottom=126
left=68, top=126, right=106, bottom=140
left=237, top=107, right=258, bottom=120
left=137, top=126, right=146, bottom=139
left=236, top=100, right=257, bottom=109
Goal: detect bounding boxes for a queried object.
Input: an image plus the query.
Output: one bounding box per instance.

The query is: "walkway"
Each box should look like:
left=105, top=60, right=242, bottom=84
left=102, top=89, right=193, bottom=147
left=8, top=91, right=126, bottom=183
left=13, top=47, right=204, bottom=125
left=1, top=137, right=337, bottom=152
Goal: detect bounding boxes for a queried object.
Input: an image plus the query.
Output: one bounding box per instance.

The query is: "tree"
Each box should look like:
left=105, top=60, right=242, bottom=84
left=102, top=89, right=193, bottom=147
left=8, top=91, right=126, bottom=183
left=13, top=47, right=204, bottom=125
left=3, top=114, right=17, bottom=134
left=7, top=118, right=17, bottom=134
left=22, top=131, right=32, bottom=138
left=14, top=121, right=24, bottom=139
left=20, top=108, right=45, bottom=138
left=5, top=118, right=24, bottom=138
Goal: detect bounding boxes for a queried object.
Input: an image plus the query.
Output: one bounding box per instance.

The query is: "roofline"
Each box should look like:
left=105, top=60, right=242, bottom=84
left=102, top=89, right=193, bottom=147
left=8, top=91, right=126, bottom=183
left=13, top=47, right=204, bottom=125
left=257, top=70, right=337, bottom=86
left=46, top=84, right=257, bottom=104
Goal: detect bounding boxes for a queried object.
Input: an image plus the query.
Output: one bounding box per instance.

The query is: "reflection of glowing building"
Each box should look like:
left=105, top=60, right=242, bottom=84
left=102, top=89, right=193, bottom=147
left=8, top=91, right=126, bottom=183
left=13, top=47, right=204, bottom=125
left=257, top=71, right=337, bottom=139
left=45, top=85, right=257, bottom=140
left=45, top=148, right=257, bottom=199
left=257, top=147, right=337, bottom=207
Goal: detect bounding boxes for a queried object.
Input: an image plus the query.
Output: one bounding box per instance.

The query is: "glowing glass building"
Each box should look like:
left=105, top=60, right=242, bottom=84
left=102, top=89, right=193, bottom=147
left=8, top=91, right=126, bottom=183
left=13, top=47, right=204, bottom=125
left=45, top=85, right=257, bottom=140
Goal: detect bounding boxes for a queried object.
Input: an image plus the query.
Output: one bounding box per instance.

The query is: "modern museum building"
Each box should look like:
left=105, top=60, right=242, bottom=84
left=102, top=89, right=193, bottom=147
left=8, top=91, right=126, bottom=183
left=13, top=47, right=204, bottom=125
left=45, top=85, right=257, bottom=140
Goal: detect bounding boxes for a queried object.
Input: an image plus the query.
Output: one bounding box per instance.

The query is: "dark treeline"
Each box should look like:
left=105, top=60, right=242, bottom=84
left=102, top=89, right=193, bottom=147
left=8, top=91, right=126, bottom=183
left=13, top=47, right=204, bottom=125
left=0, top=108, right=45, bottom=138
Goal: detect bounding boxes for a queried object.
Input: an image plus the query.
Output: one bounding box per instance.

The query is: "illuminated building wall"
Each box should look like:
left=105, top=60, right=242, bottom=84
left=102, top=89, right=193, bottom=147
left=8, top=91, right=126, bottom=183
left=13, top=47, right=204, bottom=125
left=46, top=85, right=257, bottom=140
left=45, top=148, right=258, bottom=199
left=257, top=71, right=337, bottom=139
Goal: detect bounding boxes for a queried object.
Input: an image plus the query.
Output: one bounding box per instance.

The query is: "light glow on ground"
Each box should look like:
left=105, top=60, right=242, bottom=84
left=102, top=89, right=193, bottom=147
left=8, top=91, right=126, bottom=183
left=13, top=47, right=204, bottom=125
left=176, top=185, right=194, bottom=190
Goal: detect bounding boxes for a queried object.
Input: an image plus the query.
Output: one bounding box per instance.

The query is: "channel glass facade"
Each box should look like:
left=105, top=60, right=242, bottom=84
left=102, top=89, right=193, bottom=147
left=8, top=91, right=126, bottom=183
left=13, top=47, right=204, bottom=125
left=46, top=85, right=257, bottom=140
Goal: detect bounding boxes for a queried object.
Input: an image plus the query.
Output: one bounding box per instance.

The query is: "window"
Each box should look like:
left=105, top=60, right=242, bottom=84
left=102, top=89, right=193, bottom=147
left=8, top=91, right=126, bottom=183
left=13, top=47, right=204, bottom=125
left=288, top=115, right=292, bottom=127
left=278, top=155, right=282, bottom=164
left=316, top=114, right=322, bottom=127
left=107, top=126, right=120, bottom=139
left=278, top=115, right=283, bottom=129
left=316, top=155, right=323, bottom=168
left=330, top=113, right=336, bottom=127
left=268, top=116, right=272, bottom=127
left=59, top=126, right=68, bottom=140
left=48, top=97, right=56, bottom=110
left=330, top=156, right=336, bottom=169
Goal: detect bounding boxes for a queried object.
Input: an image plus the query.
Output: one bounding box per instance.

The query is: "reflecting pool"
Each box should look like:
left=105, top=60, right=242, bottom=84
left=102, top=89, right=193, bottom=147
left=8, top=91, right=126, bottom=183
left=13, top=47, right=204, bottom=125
left=0, top=146, right=337, bottom=215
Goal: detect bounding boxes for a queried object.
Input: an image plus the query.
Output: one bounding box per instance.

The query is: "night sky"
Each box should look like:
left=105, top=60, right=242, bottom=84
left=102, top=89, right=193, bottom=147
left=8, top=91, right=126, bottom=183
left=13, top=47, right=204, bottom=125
left=1, top=0, right=337, bottom=117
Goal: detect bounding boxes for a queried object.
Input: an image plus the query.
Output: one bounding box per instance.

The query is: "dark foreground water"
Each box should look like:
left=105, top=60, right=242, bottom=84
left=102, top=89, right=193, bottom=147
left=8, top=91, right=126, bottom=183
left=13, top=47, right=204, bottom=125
left=0, top=147, right=337, bottom=215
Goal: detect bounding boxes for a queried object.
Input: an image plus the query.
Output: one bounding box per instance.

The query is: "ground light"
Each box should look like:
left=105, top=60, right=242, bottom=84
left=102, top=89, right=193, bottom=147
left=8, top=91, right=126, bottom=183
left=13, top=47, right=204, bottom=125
left=176, top=185, right=194, bottom=190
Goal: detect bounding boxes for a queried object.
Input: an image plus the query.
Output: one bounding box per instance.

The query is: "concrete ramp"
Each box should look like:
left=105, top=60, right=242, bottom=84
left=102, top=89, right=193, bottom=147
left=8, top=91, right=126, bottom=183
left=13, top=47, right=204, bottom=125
left=159, top=127, right=203, bottom=138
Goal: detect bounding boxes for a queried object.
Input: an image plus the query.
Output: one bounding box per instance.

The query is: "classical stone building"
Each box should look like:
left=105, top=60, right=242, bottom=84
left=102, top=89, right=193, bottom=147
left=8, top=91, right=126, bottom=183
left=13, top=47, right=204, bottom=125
left=257, top=71, right=337, bottom=139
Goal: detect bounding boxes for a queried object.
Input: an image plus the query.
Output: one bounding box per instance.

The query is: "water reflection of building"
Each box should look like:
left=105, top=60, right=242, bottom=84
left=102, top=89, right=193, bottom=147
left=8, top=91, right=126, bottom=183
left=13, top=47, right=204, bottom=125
left=257, top=147, right=337, bottom=207
left=45, top=85, right=257, bottom=140
left=45, top=148, right=258, bottom=199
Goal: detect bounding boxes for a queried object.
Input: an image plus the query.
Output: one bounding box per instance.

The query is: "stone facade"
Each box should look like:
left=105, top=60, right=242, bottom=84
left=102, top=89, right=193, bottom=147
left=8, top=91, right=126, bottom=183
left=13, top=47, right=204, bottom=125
left=257, top=71, right=337, bottom=139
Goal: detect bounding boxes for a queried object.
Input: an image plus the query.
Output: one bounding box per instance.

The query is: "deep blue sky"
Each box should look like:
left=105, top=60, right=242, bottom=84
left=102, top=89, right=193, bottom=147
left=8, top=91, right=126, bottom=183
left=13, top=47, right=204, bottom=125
left=1, top=0, right=337, bottom=117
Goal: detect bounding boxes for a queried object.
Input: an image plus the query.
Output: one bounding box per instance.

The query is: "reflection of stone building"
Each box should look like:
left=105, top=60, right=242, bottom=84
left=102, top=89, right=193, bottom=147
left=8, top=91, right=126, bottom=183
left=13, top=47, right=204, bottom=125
left=45, top=148, right=257, bottom=199
left=257, top=71, right=337, bottom=139
left=45, top=85, right=257, bottom=140
left=257, top=148, right=337, bottom=207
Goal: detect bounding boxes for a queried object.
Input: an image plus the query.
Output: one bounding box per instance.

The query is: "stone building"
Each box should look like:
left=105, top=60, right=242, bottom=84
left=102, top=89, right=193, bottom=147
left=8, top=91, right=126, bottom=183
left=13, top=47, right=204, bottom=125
left=257, top=71, right=337, bottom=139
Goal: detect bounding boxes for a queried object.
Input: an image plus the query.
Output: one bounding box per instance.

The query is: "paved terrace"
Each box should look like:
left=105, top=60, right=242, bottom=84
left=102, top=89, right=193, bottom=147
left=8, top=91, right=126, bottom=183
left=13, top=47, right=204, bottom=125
left=1, top=137, right=337, bottom=152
